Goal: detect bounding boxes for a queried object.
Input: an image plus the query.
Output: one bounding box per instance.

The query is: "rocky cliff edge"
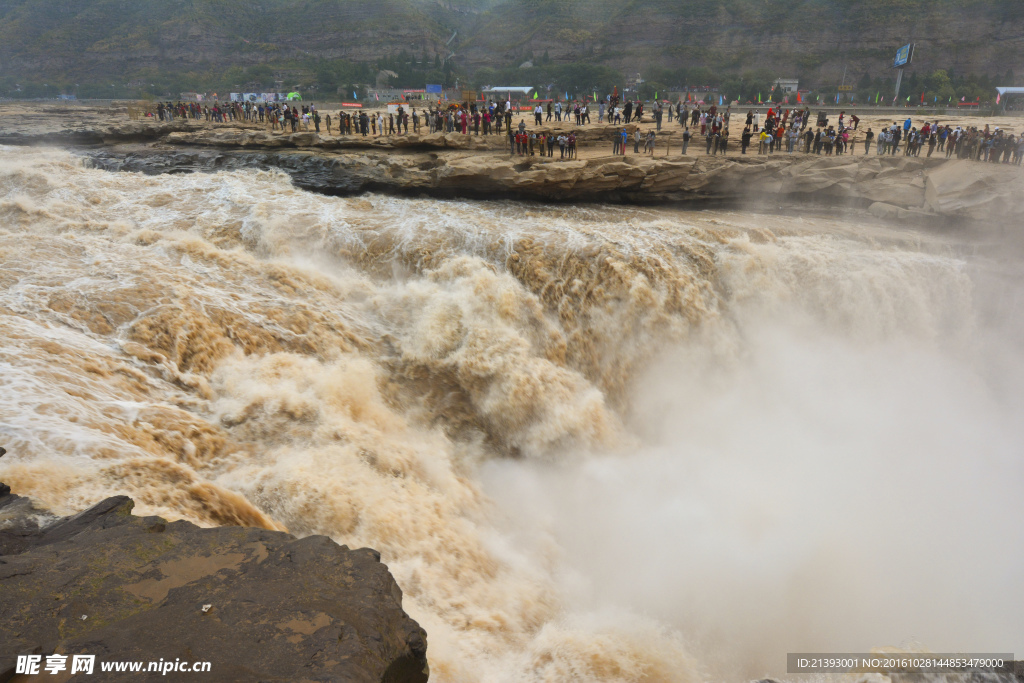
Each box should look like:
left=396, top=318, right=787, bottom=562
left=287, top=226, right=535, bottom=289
left=0, top=484, right=429, bottom=683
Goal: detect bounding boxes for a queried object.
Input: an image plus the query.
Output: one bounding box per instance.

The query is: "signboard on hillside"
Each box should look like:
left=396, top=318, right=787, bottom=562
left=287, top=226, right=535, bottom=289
left=894, top=43, right=914, bottom=67
left=425, top=84, right=443, bottom=94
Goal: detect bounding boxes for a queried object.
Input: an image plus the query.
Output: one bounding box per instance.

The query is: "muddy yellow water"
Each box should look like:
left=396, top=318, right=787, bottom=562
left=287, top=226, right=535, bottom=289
left=2, top=146, right=1021, bottom=681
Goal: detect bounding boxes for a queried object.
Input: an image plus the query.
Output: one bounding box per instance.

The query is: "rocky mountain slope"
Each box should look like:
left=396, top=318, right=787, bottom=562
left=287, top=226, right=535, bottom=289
left=0, top=0, right=451, bottom=83
left=460, top=0, right=1024, bottom=80
left=0, top=0, right=1021, bottom=95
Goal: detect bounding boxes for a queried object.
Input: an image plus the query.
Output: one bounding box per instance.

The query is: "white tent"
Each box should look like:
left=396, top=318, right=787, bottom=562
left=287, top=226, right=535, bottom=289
left=995, top=87, right=1024, bottom=107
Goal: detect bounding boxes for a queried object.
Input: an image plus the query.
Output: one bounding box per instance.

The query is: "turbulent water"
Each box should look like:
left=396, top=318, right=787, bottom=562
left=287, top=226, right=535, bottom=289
left=1, top=146, right=1022, bottom=681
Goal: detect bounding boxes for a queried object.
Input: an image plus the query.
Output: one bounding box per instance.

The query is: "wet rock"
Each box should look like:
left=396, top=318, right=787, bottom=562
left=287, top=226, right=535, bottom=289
left=0, top=491, right=428, bottom=683
left=0, top=485, right=60, bottom=555
left=869, top=202, right=902, bottom=220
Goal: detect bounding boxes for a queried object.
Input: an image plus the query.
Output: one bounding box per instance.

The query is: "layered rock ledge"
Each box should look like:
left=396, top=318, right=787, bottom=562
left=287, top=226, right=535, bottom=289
left=0, top=486, right=429, bottom=683
left=4, top=116, right=1021, bottom=223
left=91, top=142, right=1024, bottom=224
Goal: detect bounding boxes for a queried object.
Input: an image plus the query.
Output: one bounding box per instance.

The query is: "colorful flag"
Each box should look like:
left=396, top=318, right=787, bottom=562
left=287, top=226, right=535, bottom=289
left=534, top=91, right=538, bottom=99
left=718, top=94, right=722, bottom=106
left=655, top=91, right=658, bottom=99
left=835, top=93, right=840, bottom=104
left=375, top=92, right=379, bottom=101
left=797, top=92, right=802, bottom=103
left=353, top=91, right=358, bottom=99
left=920, top=92, right=924, bottom=103
left=758, top=92, right=761, bottom=103
left=996, top=93, right=1001, bottom=104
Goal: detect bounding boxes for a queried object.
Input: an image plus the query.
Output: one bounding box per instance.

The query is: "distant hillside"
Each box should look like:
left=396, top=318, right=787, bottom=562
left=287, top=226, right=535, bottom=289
left=460, top=0, right=1024, bottom=83
left=1, top=0, right=1021, bottom=99
left=0, top=0, right=460, bottom=96
left=0, top=0, right=451, bottom=66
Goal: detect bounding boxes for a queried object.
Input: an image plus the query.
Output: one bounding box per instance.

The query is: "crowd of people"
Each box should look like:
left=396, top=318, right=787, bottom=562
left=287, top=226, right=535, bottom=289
left=506, top=120, right=580, bottom=158
left=631, top=105, right=1023, bottom=164
left=871, top=121, right=1023, bottom=163
left=152, top=95, right=675, bottom=134
left=151, top=98, right=1024, bottom=165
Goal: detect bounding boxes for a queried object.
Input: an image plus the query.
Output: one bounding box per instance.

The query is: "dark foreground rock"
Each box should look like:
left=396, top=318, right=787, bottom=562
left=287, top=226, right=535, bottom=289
left=0, top=488, right=428, bottom=683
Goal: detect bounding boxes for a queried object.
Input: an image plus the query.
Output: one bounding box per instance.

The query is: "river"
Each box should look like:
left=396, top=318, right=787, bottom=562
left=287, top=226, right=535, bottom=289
left=1, top=146, right=1021, bottom=681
